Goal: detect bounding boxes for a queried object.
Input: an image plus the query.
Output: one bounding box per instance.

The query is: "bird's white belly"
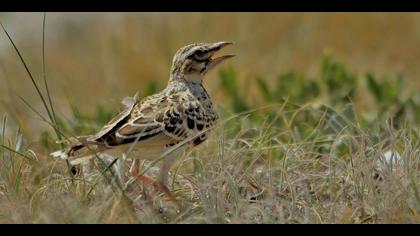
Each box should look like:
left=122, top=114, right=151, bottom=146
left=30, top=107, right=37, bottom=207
left=105, top=145, right=185, bottom=161
left=104, top=133, right=187, bottom=161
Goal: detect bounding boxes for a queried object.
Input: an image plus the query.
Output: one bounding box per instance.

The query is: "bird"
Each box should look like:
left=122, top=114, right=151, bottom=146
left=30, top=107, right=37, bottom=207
left=50, top=41, right=235, bottom=198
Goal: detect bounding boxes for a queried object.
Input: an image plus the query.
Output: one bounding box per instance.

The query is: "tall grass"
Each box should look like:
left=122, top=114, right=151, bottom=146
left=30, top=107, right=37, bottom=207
left=0, top=102, right=419, bottom=223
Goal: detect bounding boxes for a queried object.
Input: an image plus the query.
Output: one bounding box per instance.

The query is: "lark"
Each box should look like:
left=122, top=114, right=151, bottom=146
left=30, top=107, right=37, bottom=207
left=51, top=41, right=234, bottom=197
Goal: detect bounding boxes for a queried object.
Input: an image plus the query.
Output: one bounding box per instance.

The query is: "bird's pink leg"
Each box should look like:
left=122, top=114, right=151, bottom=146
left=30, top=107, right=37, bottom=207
left=129, top=159, right=175, bottom=202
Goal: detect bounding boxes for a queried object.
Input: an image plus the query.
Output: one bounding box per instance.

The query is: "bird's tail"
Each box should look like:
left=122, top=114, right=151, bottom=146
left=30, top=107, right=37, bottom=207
left=50, top=136, right=105, bottom=166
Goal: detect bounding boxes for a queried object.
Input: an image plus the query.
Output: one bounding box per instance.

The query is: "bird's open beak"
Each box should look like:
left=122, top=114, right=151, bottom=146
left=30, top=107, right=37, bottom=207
left=207, top=41, right=235, bottom=70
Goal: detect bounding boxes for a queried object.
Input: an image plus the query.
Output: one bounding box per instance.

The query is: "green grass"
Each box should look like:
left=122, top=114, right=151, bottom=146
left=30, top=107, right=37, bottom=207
left=0, top=14, right=420, bottom=223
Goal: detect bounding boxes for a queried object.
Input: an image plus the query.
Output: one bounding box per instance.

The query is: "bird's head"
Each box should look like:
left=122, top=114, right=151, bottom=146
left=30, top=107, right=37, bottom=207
left=170, top=41, right=234, bottom=83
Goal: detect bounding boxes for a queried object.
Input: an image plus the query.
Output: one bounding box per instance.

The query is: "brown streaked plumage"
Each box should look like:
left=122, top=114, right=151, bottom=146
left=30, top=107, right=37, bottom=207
left=50, top=41, right=234, bottom=195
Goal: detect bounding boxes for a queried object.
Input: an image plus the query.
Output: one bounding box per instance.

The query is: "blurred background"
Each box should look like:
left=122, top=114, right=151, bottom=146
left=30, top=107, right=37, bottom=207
left=1, top=12, right=420, bottom=142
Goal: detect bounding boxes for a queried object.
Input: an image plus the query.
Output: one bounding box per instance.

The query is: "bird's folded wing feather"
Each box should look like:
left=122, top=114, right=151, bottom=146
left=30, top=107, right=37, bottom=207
left=88, top=91, right=217, bottom=147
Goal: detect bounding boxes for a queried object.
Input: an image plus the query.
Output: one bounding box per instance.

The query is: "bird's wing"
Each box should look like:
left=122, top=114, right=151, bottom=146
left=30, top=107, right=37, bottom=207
left=90, top=90, right=217, bottom=148
left=86, top=94, right=139, bottom=143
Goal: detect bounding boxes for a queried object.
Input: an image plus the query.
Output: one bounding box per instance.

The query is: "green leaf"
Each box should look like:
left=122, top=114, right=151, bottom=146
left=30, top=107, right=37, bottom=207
left=256, top=77, right=272, bottom=102
left=365, top=73, right=382, bottom=102
left=321, top=57, right=357, bottom=104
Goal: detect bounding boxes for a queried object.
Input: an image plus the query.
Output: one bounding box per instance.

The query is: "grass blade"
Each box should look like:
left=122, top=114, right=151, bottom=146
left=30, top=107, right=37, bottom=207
left=14, top=127, right=23, bottom=153
left=85, top=157, right=119, bottom=199
left=1, top=114, right=6, bottom=160
left=1, top=114, right=6, bottom=147
left=18, top=96, right=70, bottom=142
left=41, top=13, right=61, bottom=143
left=18, top=95, right=52, bottom=126
left=0, top=21, right=62, bottom=143
left=0, top=22, right=53, bottom=121
left=0, top=144, right=36, bottom=162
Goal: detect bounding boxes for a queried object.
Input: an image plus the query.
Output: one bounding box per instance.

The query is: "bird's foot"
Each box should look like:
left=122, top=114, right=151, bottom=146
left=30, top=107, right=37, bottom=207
left=129, top=162, right=177, bottom=203
left=135, top=175, right=175, bottom=201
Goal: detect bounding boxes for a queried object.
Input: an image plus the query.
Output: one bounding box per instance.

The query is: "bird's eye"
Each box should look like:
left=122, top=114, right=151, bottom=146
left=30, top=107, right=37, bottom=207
left=195, top=50, right=205, bottom=56
left=193, top=50, right=207, bottom=61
